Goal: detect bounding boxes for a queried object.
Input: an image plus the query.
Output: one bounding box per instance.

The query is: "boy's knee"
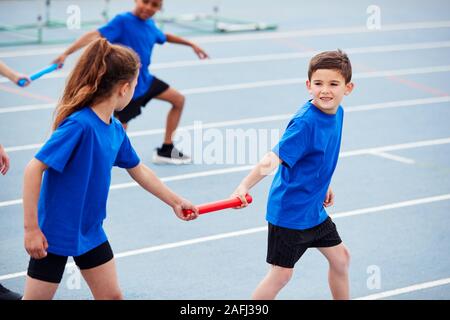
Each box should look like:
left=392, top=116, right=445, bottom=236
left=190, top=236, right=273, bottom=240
left=331, top=247, right=350, bottom=273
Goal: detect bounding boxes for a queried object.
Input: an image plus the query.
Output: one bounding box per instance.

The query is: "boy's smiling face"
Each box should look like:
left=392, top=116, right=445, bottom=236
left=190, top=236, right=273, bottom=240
left=306, top=69, right=354, bottom=114
left=134, top=0, right=162, bottom=20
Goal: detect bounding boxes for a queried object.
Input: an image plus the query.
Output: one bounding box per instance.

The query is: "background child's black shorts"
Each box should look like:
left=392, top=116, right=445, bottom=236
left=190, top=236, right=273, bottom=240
left=27, top=241, right=114, bottom=284
left=267, top=217, right=342, bottom=268
left=114, top=76, right=170, bottom=123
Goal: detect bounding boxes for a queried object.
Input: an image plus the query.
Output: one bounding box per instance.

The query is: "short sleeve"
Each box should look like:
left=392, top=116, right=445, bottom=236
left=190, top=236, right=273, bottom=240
left=272, top=119, right=310, bottom=168
left=114, top=134, right=140, bottom=168
left=35, top=119, right=83, bottom=173
left=148, top=19, right=166, bottom=44
left=98, top=15, right=123, bottom=43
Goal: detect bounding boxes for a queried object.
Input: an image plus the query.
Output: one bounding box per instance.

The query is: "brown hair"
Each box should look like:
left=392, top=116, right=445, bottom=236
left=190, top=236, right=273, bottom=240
left=308, top=49, right=352, bottom=83
left=53, top=38, right=140, bottom=130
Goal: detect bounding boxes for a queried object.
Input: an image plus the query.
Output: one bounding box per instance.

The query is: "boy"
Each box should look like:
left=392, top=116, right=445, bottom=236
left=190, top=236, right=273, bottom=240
left=232, top=50, right=354, bottom=300
left=53, top=0, right=209, bottom=165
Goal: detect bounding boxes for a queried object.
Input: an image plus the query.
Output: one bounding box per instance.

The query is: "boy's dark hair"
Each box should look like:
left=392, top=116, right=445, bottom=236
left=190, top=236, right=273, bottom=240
left=308, top=49, right=352, bottom=83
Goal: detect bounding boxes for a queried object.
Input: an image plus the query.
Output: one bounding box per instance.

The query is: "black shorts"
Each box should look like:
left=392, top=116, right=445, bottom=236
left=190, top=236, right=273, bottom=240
left=266, top=217, right=342, bottom=268
left=114, top=76, right=170, bottom=123
left=27, top=241, right=114, bottom=284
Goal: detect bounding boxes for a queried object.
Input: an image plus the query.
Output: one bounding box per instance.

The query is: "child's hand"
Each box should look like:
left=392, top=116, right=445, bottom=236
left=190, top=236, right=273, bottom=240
left=24, top=228, right=48, bottom=259
left=192, top=44, right=209, bottom=59
left=0, top=145, right=10, bottom=175
left=323, top=187, right=335, bottom=208
left=230, top=185, right=250, bottom=209
left=173, top=198, right=199, bottom=221
left=52, top=54, right=66, bottom=68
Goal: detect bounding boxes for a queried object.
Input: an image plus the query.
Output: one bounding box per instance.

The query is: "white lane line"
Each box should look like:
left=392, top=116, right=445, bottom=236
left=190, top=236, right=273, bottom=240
left=0, top=165, right=256, bottom=207
left=0, top=103, right=55, bottom=114
left=1, top=63, right=450, bottom=115
left=109, top=165, right=254, bottom=191
left=344, top=96, right=450, bottom=112
left=1, top=20, right=450, bottom=58
left=1, top=138, right=450, bottom=209
left=115, top=226, right=267, bottom=259
left=5, top=143, right=44, bottom=153
left=2, top=93, right=449, bottom=120
left=1, top=193, right=449, bottom=281
left=370, top=151, right=416, bottom=164
left=2, top=39, right=450, bottom=84
left=148, top=41, right=450, bottom=70
left=195, top=20, right=450, bottom=43
left=175, top=65, right=450, bottom=96
left=7, top=95, right=450, bottom=153
left=340, top=137, right=450, bottom=157
left=332, top=194, right=450, bottom=219
left=0, top=199, right=23, bottom=208
left=354, top=277, right=450, bottom=300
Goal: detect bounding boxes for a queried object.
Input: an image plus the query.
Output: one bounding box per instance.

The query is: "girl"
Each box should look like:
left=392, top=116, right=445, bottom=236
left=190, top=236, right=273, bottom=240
left=22, top=38, right=199, bottom=300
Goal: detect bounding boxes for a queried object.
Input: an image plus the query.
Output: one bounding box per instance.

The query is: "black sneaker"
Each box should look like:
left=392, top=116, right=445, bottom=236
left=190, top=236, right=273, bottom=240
left=153, top=144, right=191, bottom=165
left=0, top=284, right=22, bottom=300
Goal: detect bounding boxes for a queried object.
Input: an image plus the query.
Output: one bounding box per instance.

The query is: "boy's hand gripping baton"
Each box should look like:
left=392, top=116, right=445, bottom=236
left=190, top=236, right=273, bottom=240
left=183, top=194, right=253, bottom=216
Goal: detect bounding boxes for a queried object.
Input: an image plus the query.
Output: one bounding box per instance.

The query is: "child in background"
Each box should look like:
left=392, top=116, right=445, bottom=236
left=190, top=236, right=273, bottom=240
left=23, top=39, right=198, bottom=300
left=54, top=0, right=209, bottom=165
left=232, top=50, right=354, bottom=300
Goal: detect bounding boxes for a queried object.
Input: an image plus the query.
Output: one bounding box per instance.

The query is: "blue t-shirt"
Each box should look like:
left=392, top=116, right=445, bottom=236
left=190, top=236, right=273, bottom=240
left=35, top=107, right=140, bottom=256
left=98, top=12, right=167, bottom=100
left=266, top=100, right=344, bottom=230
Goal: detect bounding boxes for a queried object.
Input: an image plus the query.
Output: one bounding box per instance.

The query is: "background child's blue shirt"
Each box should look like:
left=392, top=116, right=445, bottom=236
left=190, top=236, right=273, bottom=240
left=267, top=100, right=344, bottom=230
left=98, top=12, right=167, bottom=100
left=35, top=107, right=140, bottom=256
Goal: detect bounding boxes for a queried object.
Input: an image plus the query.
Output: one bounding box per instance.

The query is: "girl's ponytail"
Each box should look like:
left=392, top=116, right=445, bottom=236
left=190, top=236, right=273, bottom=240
left=53, top=38, right=140, bottom=130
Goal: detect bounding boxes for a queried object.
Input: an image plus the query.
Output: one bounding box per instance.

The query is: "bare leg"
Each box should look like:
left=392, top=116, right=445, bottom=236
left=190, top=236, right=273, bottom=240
left=252, top=265, right=293, bottom=300
left=155, top=87, right=185, bottom=145
left=22, top=276, right=59, bottom=300
left=318, top=243, right=351, bottom=300
left=80, top=259, right=123, bottom=300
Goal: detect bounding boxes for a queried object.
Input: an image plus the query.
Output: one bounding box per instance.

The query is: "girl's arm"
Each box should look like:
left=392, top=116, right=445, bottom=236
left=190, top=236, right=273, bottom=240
left=231, top=152, right=282, bottom=207
left=23, top=159, right=49, bottom=259
left=127, top=163, right=199, bottom=220
left=165, top=34, right=209, bottom=59
left=53, top=30, right=102, bottom=66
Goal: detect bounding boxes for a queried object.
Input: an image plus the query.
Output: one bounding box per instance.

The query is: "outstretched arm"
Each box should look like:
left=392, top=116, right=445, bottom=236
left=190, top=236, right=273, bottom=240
left=231, top=152, right=282, bottom=207
left=165, top=33, right=209, bottom=59
left=0, top=61, right=30, bottom=86
left=23, top=159, right=49, bottom=259
left=53, top=30, right=102, bottom=66
left=127, top=163, right=198, bottom=220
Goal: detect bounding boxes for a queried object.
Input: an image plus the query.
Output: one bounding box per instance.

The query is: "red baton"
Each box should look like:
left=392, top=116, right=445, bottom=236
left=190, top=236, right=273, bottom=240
left=183, top=194, right=253, bottom=215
